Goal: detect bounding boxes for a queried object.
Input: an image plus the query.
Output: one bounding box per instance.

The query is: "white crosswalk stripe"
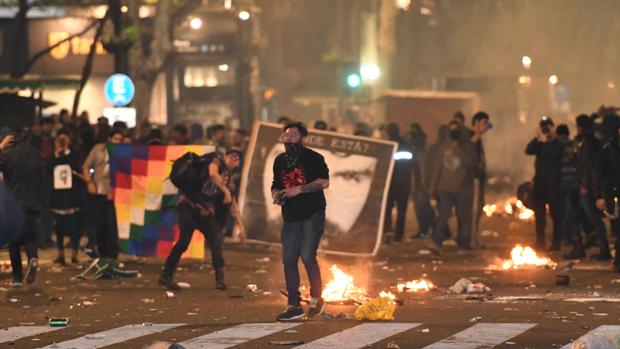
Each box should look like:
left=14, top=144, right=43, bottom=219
left=421, top=323, right=536, bottom=349
left=10, top=321, right=620, bottom=348
left=0, top=326, right=63, bottom=344
left=293, top=323, right=420, bottom=349
left=35, top=323, right=184, bottom=349
left=560, top=325, right=620, bottom=349
left=173, top=322, right=300, bottom=349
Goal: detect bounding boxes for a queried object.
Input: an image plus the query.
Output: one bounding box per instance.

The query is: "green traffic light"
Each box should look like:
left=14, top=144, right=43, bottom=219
left=346, top=73, right=362, bottom=88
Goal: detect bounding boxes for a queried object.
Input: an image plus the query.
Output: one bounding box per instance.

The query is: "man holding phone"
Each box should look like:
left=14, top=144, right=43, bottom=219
left=525, top=116, right=564, bottom=251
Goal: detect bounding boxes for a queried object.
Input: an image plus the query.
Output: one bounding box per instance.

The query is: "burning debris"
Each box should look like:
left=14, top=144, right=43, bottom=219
left=321, top=265, right=368, bottom=303
left=483, top=197, right=534, bottom=221
left=396, top=279, right=434, bottom=293
left=495, top=244, right=557, bottom=270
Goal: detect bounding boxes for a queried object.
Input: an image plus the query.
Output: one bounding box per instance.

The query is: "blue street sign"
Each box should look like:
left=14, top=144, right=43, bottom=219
left=104, top=74, right=135, bottom=107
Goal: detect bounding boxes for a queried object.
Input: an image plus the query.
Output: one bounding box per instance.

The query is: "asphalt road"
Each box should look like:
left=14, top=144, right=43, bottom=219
left=1, top=210, right=620, bottom=349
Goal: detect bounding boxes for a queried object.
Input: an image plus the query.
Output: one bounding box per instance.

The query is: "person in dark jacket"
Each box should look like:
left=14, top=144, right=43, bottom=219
left=574, top=114, right=611, bottom=260
left=0, top=131, right=43, bottom=286
left=556, top=125, right=582, bottom=257
left=593, top=113, right=620, bottom=271
left=47, top=129, right=83, bottom=265
left=525, top=116, right=564, bottom=251
left=384, top=123, right=414, bottom=242
left=408, top=123, right=435, bottom=239
left=429, top=120, right=478, bottom=249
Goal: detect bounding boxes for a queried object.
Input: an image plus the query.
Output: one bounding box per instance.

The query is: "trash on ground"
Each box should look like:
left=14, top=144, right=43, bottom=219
left=469, top=316, right=482, bottom=323
left=354, top=295, right=396, bottom=321
left=269, top=341, right=305, bottom=345
left=570, top=330, right=620, bottom=349
left=418, top=249, right=431, bottom=255
left=141, top=298, right=155, bottom=303
left=86, top=333, right=105, bottom=339
left=165, top=291, right=175, bottom=298
left=177, top=282, right=191, bottom=288
left=246, top=284, right=259, bottom=292
left=421, top=328, right=430, bottom=333
left=386, top=340, right=400, bottom=349
left=449, top=278, right=491, bottom=294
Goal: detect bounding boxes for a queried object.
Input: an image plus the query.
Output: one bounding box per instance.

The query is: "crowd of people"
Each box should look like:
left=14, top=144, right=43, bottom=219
left=1, top=104, right=620, bottom=291
left=524, top=107, right=620, bottom=271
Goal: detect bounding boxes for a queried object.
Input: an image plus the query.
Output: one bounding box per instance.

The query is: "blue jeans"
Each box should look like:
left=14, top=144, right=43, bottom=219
left=433, top=193, right=473, bottom=249
left=281, top=210, right=325, bottom=306
left=579, top=192, right=609, bottom=250
left=412, top=188, right=435, bottom=235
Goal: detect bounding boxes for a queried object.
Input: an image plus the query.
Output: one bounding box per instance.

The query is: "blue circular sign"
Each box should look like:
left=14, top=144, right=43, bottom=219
left=104, top=74, right=135, bottom=107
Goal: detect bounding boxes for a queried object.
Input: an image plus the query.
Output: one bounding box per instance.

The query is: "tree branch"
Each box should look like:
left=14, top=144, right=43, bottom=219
left=17, top=18, right=100, bottom=77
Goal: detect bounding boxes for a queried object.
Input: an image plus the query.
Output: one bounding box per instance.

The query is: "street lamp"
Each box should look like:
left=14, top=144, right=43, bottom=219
left=190, top=17, right=202, bottom=30
left=360, top=63, right=381, bottom=81
left=548, top=75, right=558, bottom=85
left=238, top=10, right=250, bottom=21
left=521, top=56, right=532, bottom=69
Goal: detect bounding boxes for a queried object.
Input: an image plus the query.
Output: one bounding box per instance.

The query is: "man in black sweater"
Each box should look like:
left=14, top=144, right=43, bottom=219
left=0, top=131, right=43, bottom=287
left=525, top=117, right=564, bottom=251
left=271, top=122, right=329, bottom=321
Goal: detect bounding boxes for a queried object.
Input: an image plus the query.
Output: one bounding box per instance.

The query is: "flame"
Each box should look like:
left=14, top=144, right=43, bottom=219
left=321, top=265, right=367, bottom=302
left=379, top=291, right=396, bottom=301
left=501, top=244, right=557, bottom=269
left=396, top=279, right=434, bottom=292
left=483, top=197, right=534, bottom=221
left=483, top=204, right=497, bottom=217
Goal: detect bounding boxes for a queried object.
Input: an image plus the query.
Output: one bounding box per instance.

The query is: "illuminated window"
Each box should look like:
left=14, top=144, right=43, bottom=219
left=183, top=64, right=235, bottom=88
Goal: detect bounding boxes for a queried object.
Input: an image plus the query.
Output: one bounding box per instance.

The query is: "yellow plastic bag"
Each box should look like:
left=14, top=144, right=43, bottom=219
left=354, top=295, right=396, bottom=321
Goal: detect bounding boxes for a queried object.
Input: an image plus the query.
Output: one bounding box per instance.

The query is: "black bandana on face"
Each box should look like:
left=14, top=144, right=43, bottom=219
left=284, top=142, right=303, bottom=169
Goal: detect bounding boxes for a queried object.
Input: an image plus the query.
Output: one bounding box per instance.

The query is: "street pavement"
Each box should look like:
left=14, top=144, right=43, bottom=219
left=1, top=210, right=620, bottom=348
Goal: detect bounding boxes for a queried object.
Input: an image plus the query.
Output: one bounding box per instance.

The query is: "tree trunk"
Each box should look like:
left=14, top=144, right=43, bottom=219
left=9, top=0, right=29, bottom=77
left=72, top=13, right=109, bottom=118
left=128, top=0, right=172, bottom=124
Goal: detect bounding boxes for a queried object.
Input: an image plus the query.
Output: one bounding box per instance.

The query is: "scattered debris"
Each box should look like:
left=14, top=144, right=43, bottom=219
left=555, top=275, right=570, bottom=286
left=86, top=333, right=105, bottom=339
left=48, top=318, right=69, bottom=327
left=421, top=328, right=430, bottom=333
left=186, top=312, right=198, bottom=316
left=469, top=317, right=482, bottom=323
left=593, top=313, right=609, bottom=316
left=177, top=282, right=191, bottom=289
left=354, top=295, right=396, bottom=321
left=269, top=341, right=305, bottom=345
left=321, top=312, right=350, bottom=320
left=418, top=249, right=432, bottom=255
left=246, top=284, right=259, bottom=292
left=449, top=278, right=491, bottom=294
left=386, top=341, right=400, bottom=349
left=165, top=291, right=175, bottom=298
left=256, top=257, right=271, bottom=263
left=141, top=298, right=155, bottom=303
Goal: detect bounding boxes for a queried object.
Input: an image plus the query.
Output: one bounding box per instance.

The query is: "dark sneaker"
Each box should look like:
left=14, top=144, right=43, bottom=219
left=307, top=297, right=326, bottom=317
left=591, top=251, right=612, bottom=262
left=54, top=256, right=66, bottom=266
left=11, top=279, right=23, bottom=288
left=158, top=275, right=181, bottom=291
left=276, top=305, right=304, bottom=321
left=24, top=258, right=38, bottom=284
left=215, top=280, right=227, bottom=291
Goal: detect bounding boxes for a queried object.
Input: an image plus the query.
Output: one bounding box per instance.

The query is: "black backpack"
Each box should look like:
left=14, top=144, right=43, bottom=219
left=169, top=152, right=202, bottom=195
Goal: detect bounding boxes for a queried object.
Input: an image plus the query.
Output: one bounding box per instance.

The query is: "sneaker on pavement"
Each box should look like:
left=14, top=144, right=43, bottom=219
left=215, top=280, right=227, bottom=291
left=276, top=305, right=304, bottom=321
left=11, top=279, right=23, bottom=288
left=24, top=258, right=38, bottom=284
left=307, top=297, right=326, bottom=317
left=158, top=275, right=181, bottom=291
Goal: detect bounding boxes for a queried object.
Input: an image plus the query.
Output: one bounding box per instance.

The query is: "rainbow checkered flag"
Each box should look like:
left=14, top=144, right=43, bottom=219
left=108, top=144, right=214, bottom=259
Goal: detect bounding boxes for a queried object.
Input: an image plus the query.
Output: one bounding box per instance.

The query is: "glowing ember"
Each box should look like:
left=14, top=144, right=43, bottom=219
left=501, top=244, right=557, bottom=269
left=483, top=204, right=497, bottom=217
left=396, top=279, right=434, bottom=292
left=321, top=265, right=367, bottom=302
left=483, top=197, right=534, bottom=221
left=378, top=291, right=396, bottom=301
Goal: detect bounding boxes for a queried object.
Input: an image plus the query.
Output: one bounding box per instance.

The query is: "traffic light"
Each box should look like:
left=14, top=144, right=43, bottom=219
left=346, top=72, right=362, bottom=89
